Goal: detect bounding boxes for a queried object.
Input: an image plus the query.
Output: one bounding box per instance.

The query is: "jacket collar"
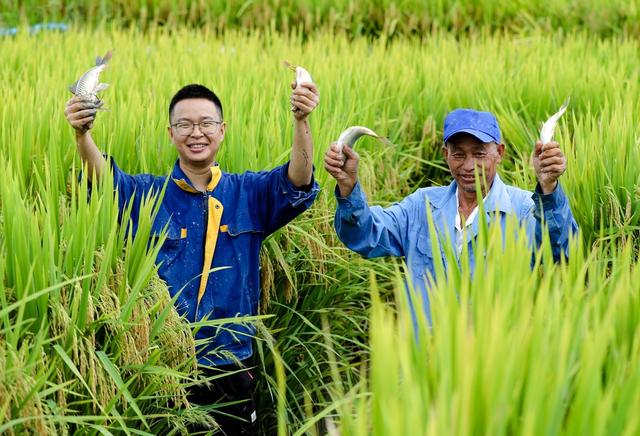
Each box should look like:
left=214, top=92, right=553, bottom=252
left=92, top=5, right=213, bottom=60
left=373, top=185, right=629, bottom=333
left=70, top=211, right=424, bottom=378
left=427, top=173, right=516, bottom=256
left=171, top=160, right=222, bottom=193
left=429, top=173, right=514, bottom=214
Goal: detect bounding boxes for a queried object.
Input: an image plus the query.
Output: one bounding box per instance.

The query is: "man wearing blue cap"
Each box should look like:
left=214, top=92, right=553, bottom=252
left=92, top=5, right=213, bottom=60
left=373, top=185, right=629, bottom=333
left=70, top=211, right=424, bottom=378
left=324, top=108, right=577, bottom=319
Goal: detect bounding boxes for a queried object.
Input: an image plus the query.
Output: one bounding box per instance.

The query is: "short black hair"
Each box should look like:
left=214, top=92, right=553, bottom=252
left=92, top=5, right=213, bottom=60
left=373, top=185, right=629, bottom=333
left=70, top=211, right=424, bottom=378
left=169, top=84, right=223, bottom=121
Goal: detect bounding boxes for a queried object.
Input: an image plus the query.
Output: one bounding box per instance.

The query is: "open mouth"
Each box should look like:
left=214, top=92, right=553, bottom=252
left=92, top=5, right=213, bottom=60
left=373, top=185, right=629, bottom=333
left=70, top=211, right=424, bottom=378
left=187, top=143, right=208, bottom=151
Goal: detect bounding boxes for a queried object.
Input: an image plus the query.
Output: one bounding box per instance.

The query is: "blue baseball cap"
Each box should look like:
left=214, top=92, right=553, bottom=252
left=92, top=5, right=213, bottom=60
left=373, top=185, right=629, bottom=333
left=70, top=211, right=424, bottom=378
left=443, top=109, right=501, bottom=144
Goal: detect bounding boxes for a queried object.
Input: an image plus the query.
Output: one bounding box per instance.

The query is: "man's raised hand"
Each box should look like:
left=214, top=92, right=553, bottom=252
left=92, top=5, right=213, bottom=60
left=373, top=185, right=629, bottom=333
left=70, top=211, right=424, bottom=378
left=290, top=81, right=320, bottom=121
left=324, top=143, right=359, bottom=197
left=532, top=140, right=566, bottom=194
left=64, top=96, right=103, bottom=134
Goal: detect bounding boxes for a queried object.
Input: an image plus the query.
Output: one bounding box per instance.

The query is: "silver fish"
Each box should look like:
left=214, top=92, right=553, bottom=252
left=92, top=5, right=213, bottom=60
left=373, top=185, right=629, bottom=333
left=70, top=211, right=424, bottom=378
left=540, top=97, right=570, bottom=144
left=285, top=60, right=313, bottom=112
left=69, top=51, right=112, bottom=105
left=284, top=60, right=313, bottom=87
left=335, top=126, right=389, bottom=160
left=336, top=126, right=380, bottom=151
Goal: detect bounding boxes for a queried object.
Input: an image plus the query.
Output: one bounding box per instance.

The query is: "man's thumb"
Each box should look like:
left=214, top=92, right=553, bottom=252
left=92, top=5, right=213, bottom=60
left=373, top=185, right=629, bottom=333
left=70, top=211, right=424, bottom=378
left=534, top=141, right=543, bottom=156
left=343, top=145, right=357, bottom=159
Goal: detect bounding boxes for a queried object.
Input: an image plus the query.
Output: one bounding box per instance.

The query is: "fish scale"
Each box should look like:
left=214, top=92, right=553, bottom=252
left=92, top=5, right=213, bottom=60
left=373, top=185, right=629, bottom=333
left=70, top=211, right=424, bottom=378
left=69, top=51, right=112, bottom=104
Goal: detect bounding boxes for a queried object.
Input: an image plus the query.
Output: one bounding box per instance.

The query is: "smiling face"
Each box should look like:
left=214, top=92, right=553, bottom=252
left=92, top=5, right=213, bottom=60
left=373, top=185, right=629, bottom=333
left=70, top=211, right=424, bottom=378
left=443, top=132, right=505, bottom=195
left=168, top=98, right=225, bottom=168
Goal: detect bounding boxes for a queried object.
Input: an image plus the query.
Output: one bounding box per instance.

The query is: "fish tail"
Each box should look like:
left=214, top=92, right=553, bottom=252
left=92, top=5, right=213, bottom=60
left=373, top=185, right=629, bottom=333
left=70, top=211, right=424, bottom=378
left=380, top=137, right=394, bottom=147
left=95, top=50, right=113, bottom=66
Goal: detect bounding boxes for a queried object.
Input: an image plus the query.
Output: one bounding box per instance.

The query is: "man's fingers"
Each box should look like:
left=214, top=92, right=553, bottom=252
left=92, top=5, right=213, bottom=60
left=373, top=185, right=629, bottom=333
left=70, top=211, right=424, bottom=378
left=291, top=96, right=319, bottom=112
left=541, top=141, right=560, bottom=152
left=323, top=161, right=344, bottom=177
left=298, top=82, right=318, bottom=95
left=65, top=102, right=83, bottom=115
left=293, top=87, right=319, bottom=102
left=539, top=148, right=564, bottom=160
left=74, top=113, right=96, bottom=123
left=540, top=164, right=565, bottom=175
left=68, top=96, right=85, bottom=105
left=291, top=95, right=316, bottom=109
left=73, top=116, right=96, bottom=128
left=323, top=159, right=339, bottom=171
left=540, top=156, right=564, bottom=169
left=292, top=101, right=314, bottom=114
left=325, top=154, right=345, bottom=168
left=292, top=102, right=313, bottom=114
left=66, top=101, right=98, bottom=115
left=72, top=108, right=98, bottom=119
left=325, top=146, right=344, bottom=163
left=68, top=112, right=97, bottom=124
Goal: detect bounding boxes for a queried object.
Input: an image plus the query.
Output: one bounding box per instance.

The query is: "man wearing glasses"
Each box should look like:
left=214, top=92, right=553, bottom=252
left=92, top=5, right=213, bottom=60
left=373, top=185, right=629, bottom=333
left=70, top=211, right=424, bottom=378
left=64, top=81, right=320, bottom=434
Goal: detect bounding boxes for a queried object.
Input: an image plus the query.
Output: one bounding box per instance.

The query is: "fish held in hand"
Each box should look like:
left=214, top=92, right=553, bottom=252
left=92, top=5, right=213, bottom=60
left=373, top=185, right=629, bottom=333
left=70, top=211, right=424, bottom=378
left=285, top=61, right=313, bottom=112
left=69, top=51, right=112, bottom=106
left=540, top=97, right=570, bottom=145
left=336, top=126, right=383, bottom=152
left=335, top=126, right=390, bottom=160
left=285, top=60, right=313, bottom=87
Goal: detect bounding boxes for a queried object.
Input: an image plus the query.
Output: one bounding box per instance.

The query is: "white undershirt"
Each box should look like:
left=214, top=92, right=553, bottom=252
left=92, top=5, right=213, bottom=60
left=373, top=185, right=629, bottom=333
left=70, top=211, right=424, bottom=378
left=455, top=188, right=486, bottom=255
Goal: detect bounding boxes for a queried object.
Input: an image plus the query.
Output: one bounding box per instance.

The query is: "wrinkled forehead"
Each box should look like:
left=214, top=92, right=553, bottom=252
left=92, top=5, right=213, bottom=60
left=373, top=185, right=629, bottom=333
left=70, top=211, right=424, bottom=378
left=171, top=98, right=221, bottom=121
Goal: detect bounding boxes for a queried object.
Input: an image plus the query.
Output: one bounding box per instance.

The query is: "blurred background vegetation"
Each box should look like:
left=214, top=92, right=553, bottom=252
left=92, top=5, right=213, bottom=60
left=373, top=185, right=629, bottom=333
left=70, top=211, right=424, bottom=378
left=1, top=1, right=639, bottom=434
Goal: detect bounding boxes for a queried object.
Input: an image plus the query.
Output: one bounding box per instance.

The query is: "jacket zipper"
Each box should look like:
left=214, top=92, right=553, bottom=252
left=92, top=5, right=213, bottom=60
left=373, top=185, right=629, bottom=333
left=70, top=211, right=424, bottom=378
left=195, top=191, right=209, bottom=321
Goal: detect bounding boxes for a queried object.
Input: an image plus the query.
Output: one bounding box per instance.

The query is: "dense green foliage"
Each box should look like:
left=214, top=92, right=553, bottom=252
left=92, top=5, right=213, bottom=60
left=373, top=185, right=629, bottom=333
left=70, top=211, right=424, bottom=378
left=2, top=0, right=639, bottom=37
left=0, top=10, right=638, bottom=435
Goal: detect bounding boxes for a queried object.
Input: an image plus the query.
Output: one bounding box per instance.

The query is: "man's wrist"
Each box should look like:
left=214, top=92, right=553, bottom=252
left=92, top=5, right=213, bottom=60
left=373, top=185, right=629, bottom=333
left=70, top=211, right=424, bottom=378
left=539, top=180, right=558, bottom=195
left=338, top=180, right=356, bottom=198
left=75, top=129, right=90, bottom=139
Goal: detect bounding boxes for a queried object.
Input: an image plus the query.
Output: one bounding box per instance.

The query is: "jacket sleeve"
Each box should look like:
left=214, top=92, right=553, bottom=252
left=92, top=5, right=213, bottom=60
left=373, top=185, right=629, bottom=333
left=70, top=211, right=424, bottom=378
left=334, top=181, right=410, bottom=258
left=101, top=157, right=159, bottom=232
left=249, top=161, right=320, bottom=236
left=529, top=182, right=579, bottom=262
left=107, top=157, right=153, bottom=203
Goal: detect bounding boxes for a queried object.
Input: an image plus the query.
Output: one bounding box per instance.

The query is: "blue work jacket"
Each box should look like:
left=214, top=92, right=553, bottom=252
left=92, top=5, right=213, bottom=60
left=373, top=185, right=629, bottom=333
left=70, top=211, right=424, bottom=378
left=335, top=173, right=578, bottom=319
left=110, top=158, right=319, bottom=366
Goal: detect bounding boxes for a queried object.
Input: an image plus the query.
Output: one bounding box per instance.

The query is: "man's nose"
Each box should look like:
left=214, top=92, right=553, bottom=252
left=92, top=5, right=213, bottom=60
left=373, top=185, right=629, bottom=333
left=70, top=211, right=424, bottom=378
left=190, top=125, right=205, bottom=137
left=462, top=157, right=476, bottom=171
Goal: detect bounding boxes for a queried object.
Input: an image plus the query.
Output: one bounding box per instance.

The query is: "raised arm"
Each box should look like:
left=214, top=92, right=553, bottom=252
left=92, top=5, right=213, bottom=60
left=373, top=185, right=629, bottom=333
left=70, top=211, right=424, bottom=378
left=531, top=140, right=578, bottom=260
left=64, top=96, right=106, bottom=181
left=288, top=82, right=320, bottom=187
left=325, top=143, right=408, bottom=258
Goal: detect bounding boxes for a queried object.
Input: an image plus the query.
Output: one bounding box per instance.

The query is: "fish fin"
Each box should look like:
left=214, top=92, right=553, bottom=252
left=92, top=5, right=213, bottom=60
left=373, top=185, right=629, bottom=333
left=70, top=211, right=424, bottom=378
left=68, top=81, right=78, bottom=94
left=94, top=99, right=109, bottom=111
left=95, top=83, right=109, bottom=92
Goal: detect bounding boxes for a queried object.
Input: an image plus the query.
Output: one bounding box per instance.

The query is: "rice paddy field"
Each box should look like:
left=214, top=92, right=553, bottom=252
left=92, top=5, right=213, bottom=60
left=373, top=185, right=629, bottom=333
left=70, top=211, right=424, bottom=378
left=1, top=1, right=640, bottom=435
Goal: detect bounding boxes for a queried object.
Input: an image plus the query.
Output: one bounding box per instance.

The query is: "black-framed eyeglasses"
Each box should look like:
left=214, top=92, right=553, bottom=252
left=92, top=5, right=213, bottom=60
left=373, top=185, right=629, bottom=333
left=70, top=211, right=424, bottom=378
left=170, top=120, right=223, bottom=136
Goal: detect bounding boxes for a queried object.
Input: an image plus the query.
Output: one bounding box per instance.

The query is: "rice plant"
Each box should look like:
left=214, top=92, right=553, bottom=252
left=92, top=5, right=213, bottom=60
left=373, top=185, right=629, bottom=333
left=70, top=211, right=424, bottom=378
left=0, top=23, right=638, bottom=434
left=335, top=217, right=640, bottom=435
left=1, top=0, right=638, bottom=37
